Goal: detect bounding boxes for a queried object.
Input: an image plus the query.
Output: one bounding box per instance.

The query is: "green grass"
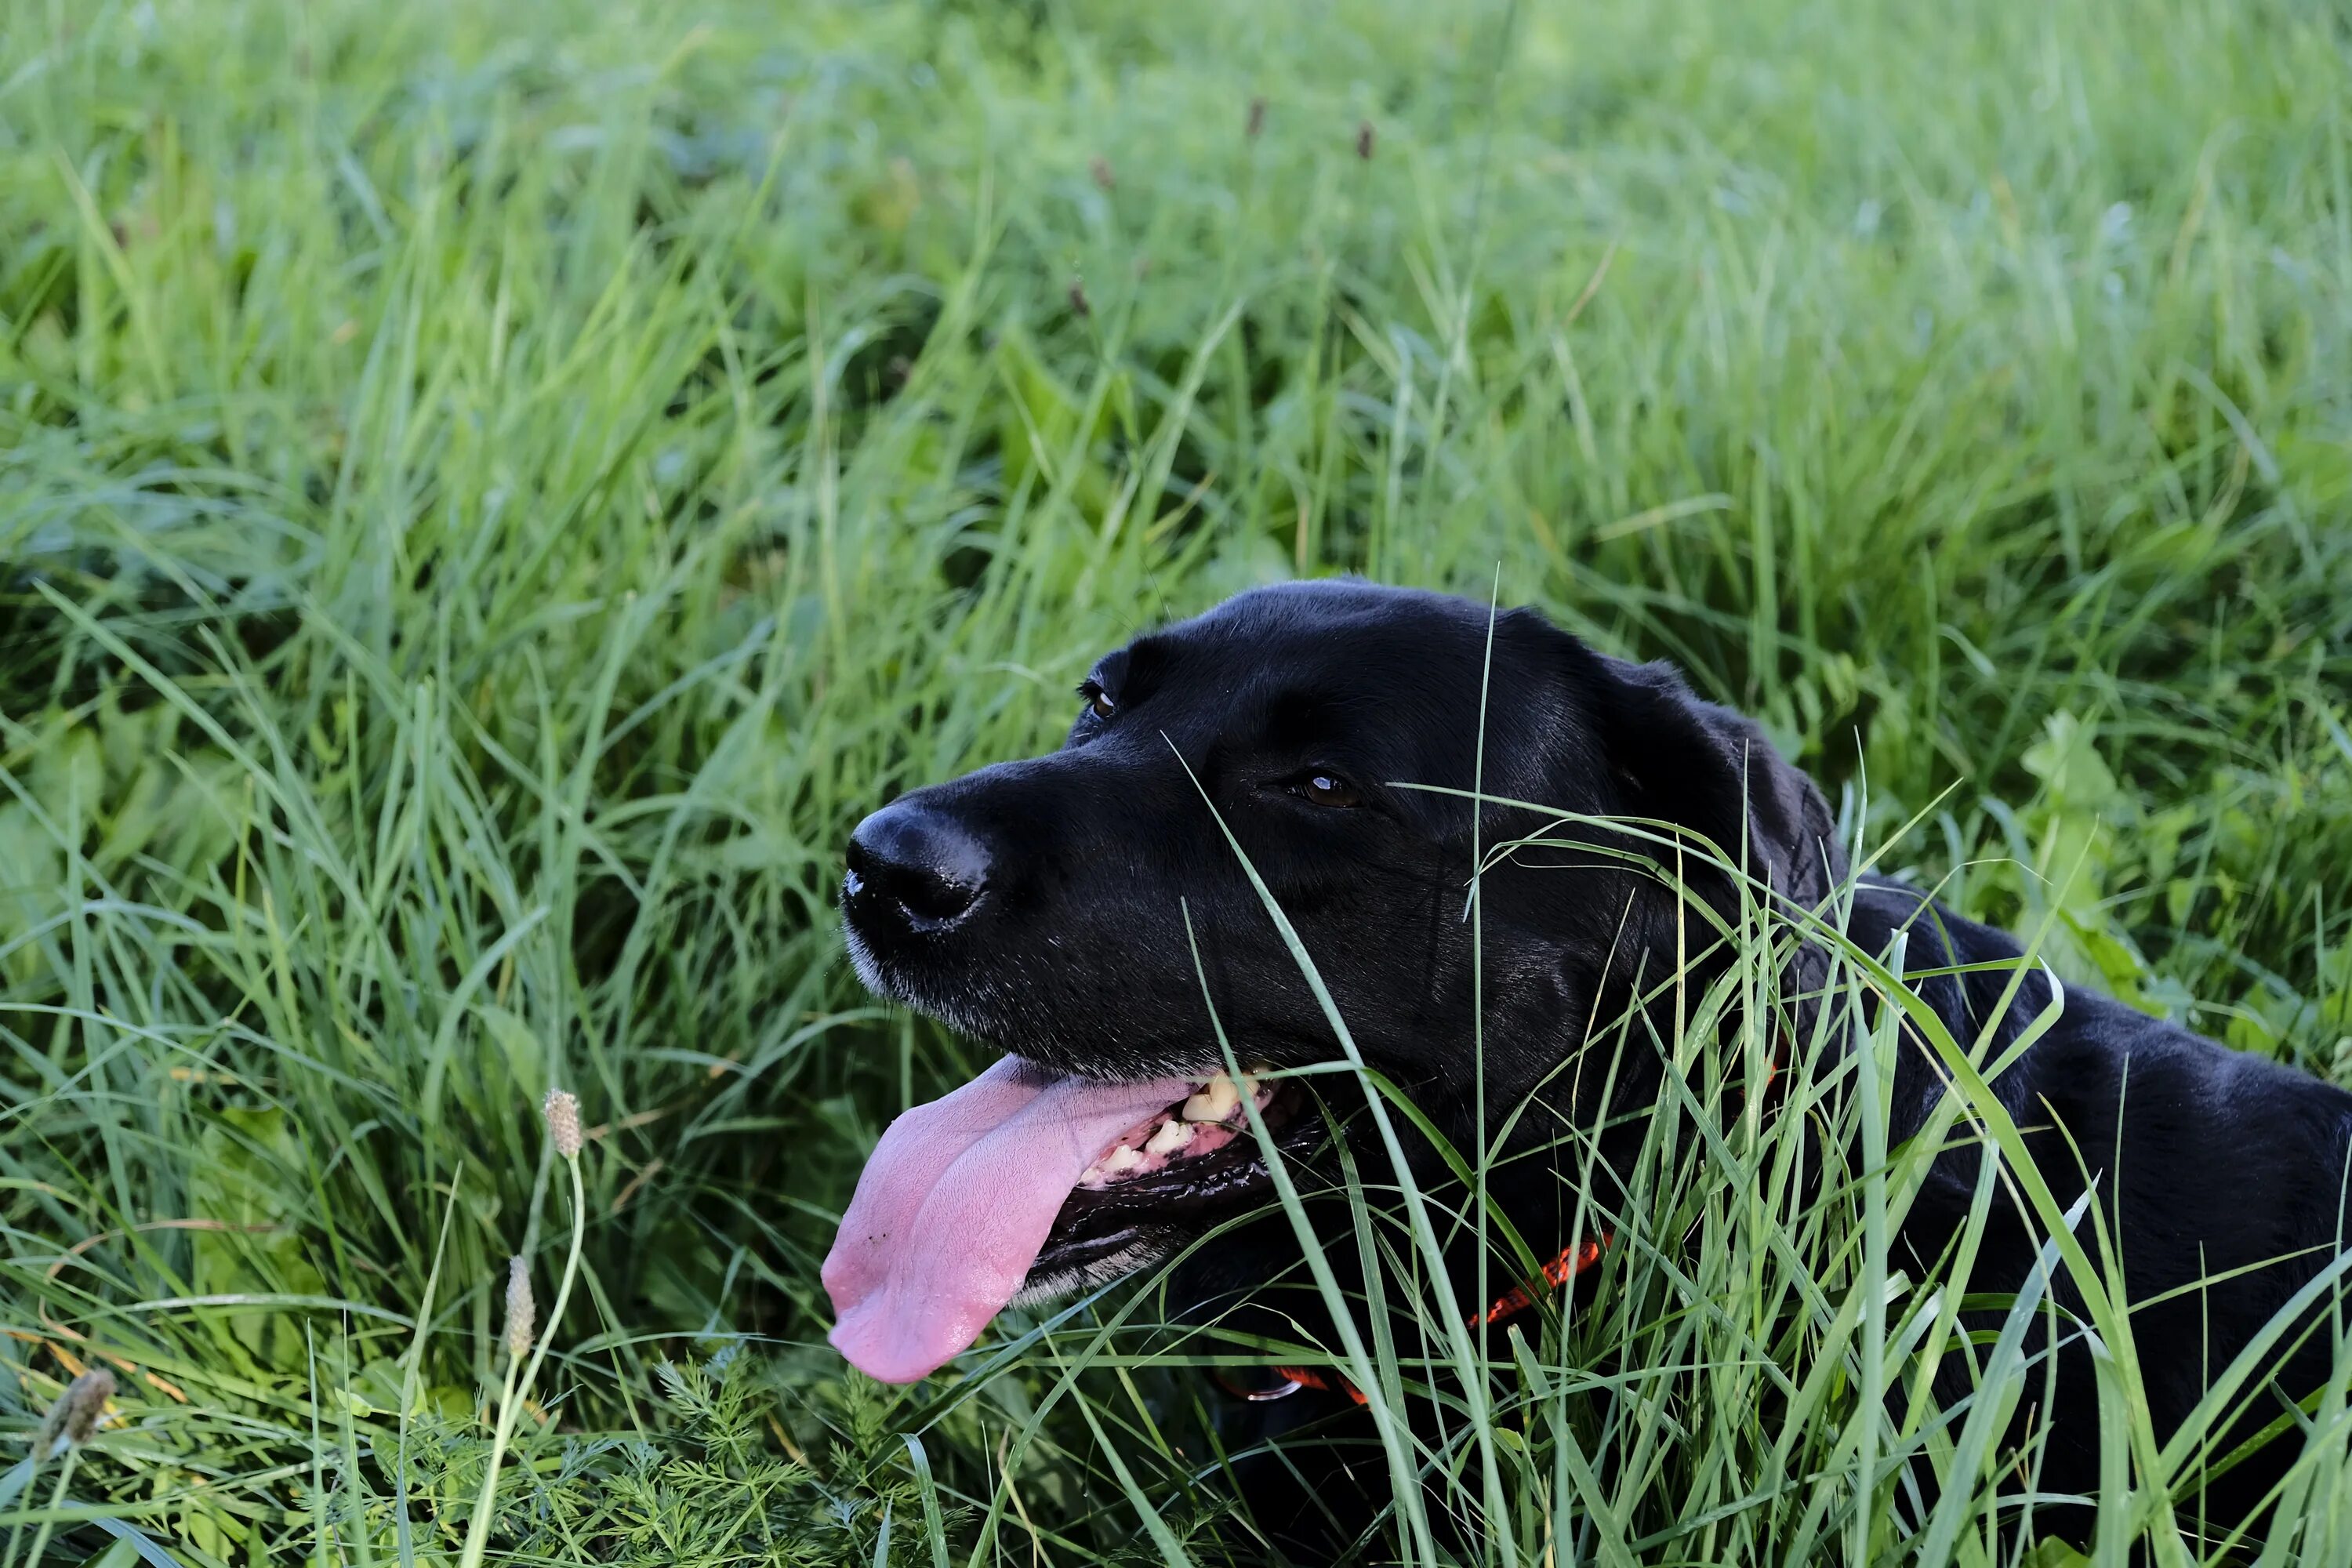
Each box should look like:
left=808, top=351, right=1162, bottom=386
left=3, top=0, right=2351, bottom=1559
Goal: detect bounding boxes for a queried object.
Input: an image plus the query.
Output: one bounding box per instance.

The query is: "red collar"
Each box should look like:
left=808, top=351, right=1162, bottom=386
left=1214, top=1233, right=1610, bottom=1404
left=1215, top=1029, right=1783, bottom=1402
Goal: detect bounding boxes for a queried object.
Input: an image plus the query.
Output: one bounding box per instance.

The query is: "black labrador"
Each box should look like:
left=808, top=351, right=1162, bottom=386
left=822, top=580, right=2352, bottom=1555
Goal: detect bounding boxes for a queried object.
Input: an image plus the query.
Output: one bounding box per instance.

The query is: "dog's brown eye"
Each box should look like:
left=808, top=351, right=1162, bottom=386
left=1080, top=684, right=1115, bottom=720
left=1301, top=771, right=1360, bottom=808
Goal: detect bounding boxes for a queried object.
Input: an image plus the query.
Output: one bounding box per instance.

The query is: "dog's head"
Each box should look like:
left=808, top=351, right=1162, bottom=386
left=823, top=581, right=1843, bottom=1381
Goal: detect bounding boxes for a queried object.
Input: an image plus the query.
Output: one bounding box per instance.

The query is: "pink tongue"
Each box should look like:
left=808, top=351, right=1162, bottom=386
left=822, top=1056, right=1197, bottom=1383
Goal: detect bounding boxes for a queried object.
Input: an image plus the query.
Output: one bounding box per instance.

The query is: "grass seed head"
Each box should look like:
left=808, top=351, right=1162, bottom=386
left=542, top=1088, right=583, bottom=1159
left=1247, top=96, right=1266, bottom=138
left=1356, top=118, right=1374, bottom=159
left=504, top=1257, right=535, bottom=1359
left=1089, top=154, right=1113, bottom=191
left=37, top=1367, right=116, bottom=1452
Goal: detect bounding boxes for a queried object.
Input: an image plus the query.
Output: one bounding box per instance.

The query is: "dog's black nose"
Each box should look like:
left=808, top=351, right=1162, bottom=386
left=844, top=802, right=990, bottom=932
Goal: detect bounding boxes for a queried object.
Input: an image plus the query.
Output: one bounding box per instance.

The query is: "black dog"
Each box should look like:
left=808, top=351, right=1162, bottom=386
left=823, top=580, right=2351, bottom=1554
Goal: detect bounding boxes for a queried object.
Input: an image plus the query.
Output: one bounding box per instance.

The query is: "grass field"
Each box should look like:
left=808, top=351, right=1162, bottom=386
left=4, top=0, right=2351, bottom=1560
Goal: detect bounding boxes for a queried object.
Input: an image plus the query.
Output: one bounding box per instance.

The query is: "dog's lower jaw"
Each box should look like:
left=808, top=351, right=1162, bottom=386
left=1007, top=1239, right=1167, bottom=1310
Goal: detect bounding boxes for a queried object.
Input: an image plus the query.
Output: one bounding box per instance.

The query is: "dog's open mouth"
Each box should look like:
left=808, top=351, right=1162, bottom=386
left=1072, top=1064, right=1276, bottom=1185
left=822, top=1055, right=1301, bottom=1383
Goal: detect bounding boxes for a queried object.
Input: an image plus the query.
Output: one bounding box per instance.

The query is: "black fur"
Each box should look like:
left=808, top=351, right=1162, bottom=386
left=841, top=581, right=2352, bottom=1556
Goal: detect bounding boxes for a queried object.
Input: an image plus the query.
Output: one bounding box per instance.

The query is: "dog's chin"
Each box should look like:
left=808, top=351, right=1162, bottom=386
left=1009, top=1237, right=1175, bottom=1309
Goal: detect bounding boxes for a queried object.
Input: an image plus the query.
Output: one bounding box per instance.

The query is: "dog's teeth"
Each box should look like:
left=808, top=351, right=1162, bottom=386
left=1103, top=1145, right=1144, bottom=1174
left=1182, top=1074, right=1241, bottom=1123
left=1145, top=1119, right=1193, bottom=1156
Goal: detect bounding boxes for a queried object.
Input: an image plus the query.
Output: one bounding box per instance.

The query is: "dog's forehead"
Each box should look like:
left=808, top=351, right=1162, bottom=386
left=1078, top=586, right=1593, bottom=813
left=1116, top=582, right=1508, bottom=693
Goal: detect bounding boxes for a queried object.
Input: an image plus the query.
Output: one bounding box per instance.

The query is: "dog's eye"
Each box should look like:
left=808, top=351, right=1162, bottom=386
left=1077, top=681, right=1115, bottom=720
left=1298, top=771, right=1361, bottom=809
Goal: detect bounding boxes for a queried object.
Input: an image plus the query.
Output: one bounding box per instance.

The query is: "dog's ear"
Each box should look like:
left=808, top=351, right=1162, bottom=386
left=1577, top=652, right=1847, bottom=918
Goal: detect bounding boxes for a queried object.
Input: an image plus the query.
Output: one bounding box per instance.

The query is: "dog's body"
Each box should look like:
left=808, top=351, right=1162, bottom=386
left=1859, top=880, right=2352, bottom=1536
left=826, top=581, right=2352, bottom=1555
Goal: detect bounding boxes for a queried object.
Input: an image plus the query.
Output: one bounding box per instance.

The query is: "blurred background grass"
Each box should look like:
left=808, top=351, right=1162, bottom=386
left=2, top=0, right=2349, bottom=1559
